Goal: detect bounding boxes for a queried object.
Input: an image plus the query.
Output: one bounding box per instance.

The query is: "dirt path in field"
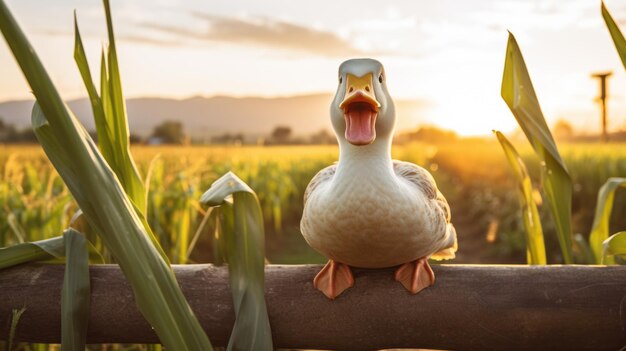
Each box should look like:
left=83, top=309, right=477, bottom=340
left=449, top=207, right=524, bottom=264
left=449, top=212, right=494, bottom=264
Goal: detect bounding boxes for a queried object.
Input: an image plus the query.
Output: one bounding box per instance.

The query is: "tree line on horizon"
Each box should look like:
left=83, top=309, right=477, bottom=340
left=0, top=115, right=623, bottom=145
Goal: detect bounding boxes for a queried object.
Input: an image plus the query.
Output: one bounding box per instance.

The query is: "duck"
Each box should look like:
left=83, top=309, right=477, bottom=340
left=300, top=58, right=457, bottom=299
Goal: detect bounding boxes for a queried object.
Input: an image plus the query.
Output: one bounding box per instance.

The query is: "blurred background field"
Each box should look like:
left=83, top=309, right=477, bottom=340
left=3, top=139, right=625, bottom=266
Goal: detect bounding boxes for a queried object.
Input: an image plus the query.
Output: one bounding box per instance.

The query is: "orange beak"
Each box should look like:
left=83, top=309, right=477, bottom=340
left=339, top=73, right=380, bottom=112
left=339, top=73, right=381, bottom=145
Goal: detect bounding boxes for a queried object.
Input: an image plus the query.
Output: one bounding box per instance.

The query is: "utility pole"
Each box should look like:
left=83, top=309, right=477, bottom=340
left=591, top=71, right=612, bottom=142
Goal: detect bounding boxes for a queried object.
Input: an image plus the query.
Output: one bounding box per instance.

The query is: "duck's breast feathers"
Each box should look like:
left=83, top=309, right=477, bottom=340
left=303, top=164, right=337, bottom=205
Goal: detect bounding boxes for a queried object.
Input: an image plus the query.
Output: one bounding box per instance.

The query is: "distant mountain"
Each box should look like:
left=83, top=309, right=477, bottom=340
left=0, top=94, right=428, bottom=140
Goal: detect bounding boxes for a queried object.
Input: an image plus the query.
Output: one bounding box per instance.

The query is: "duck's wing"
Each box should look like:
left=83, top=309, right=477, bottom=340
left=304, top=164, right=337, bottom=206
left=393, top=160, right=457, bottom=260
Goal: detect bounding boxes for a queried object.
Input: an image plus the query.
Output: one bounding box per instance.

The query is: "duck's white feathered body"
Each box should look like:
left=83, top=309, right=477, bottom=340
left=301, top=153, right=456, bottom=268
left=300, top=58, right=457, bottom=298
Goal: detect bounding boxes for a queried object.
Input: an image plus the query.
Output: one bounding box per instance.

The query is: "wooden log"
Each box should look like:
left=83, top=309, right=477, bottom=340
left=0, top=264, right=625, bottom=350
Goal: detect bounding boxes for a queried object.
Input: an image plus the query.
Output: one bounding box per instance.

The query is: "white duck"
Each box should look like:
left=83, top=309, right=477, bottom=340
left=300, top=58, right=457, bottom=299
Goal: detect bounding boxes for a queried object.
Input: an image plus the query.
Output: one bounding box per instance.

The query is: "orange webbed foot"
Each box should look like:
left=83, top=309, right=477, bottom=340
left=313, top=259, right=354, bottom=299
left=394, top=257, right=435, bottom=294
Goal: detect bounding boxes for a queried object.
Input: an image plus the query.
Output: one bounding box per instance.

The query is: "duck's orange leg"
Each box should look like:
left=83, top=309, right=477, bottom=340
left=394, top=257, right=435, bottom=294
left=313, top=259, right=354, bottom=299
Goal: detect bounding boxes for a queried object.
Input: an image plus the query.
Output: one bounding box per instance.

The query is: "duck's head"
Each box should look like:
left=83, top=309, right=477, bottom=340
left=331, top=58, right=395, bottom=146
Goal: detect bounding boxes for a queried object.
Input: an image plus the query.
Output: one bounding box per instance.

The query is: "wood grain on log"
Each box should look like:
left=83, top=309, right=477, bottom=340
left=0, top=264, right=625, bottom=350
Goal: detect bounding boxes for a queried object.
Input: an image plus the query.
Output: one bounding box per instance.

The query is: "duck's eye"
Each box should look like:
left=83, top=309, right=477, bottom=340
left=339, top=76, right=343, bottom=84
left=379, top=74, right=384, bottom=83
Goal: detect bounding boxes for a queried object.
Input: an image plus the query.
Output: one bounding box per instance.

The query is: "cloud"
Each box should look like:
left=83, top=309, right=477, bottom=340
left=470, top=0, right=596, bottom=32
left=36, top=29, right=183, bottom=47
left=140, top=13, right=371, bottom=57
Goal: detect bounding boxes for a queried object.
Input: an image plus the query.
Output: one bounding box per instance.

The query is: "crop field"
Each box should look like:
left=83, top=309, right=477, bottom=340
left=3, top=140, right=626, bottom=267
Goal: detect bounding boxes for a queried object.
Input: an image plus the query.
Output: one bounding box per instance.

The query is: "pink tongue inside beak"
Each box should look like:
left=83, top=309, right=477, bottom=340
left=345, top=103, right=377, bottom=145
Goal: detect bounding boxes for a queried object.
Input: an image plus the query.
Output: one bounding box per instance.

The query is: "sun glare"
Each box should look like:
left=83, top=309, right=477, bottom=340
left=430, top=97, right=518, bottom=137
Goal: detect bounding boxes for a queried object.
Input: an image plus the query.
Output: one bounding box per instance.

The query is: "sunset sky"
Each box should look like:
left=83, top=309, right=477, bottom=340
left=2, top=0, right=626, bottom=136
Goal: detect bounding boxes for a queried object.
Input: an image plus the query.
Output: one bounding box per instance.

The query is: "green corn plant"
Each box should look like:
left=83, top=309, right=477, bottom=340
left=600, top=2, right=626, bottom=265
left=501, top=32, right=574, bottom=263
left=74, top=1, right=164, bottom=263
left=589, top=178, right=626, bottom=264
left=61, top=229, right=90, bottom=350
left=201, top=172, right=273, bottom=351
left=74, top=4, right=146, bottom=216
left=603, top=231, right=626, bottom=263
left=170, top=174, right=194, bottom=264
left=7, top=307, right=26, bottom=351
left=603, top=1, right=626, bottom=70
left=0, top=235, right=64, bottom=269
left=494, top=131, right=546, bottom=264
left=0, top=230, right=100, bottom=351
left=3, top=159, right=72, bottom=247
left=0, top=232, right=103, bottom=268
left=147, top=158, right=168, bottom=250
left=6, top=212, right=26, bottom=243
left=0, top=1, right=213, bottom=349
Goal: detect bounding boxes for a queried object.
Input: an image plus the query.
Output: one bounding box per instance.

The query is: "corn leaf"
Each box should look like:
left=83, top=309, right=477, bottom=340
left=6, top=212, right=26, bottom=243
left=73, top=2, right=147, bottom=216
left=602, top=1, right=626, bottom=70
left=73, top=12, right=114, bottom=166
left=0, top=236, right=64, bottom=270
left=573, top=233, right=595, bottom=265
left=602, top=231, right=626, bottom=263
left=102, top=0, right=147, bottom=215
left=201, top=172, right=273, bottom=351
left=495, top=131, right=546, bottom=264
left=0, top=1, right=212, bottom=348
left=186, top=207, right=213, bottom=262
left=501, top=32, right=574, bottom=263
left=0, top=232, right=103, bottom=270
left=589, top=178, right=626, bottom=264
left=8, top=307, right=26, bottom=351
left=61, top=228, right=90, bottom=351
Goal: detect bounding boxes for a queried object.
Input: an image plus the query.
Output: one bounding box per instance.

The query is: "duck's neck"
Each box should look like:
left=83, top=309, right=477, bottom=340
left=335, top=136, right=394, bottom=178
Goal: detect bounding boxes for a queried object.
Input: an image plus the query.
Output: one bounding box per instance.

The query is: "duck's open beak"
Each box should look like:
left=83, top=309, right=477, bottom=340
left=339, top=73, right=381, bottom=145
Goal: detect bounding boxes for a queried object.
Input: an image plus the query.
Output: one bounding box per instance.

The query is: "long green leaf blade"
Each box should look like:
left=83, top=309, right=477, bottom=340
left=602, top=231, right=626, bottom=263
left=602, top=1, right=626, bottom=70
left=102, top=0, right=147, bottom=215
left=100, top=48, right=119, bottom=167
left=73, top=12, right=114, bottom=163
left=0, top=1, right=212, bottom=348
left=201, top=172, right=273, bottom=351
left=8, top=307, right=26, bottom=351
left=495, top=131, right=546, bottom=265
left=589, top=177, right=626, bottom=264
left=501, top=32, right=574, bottom=263
left=61, top=229, right=90, bottom=351
left=6, top=212, right=26, bottom=243
left=0, top=236, right=64, bottom=270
